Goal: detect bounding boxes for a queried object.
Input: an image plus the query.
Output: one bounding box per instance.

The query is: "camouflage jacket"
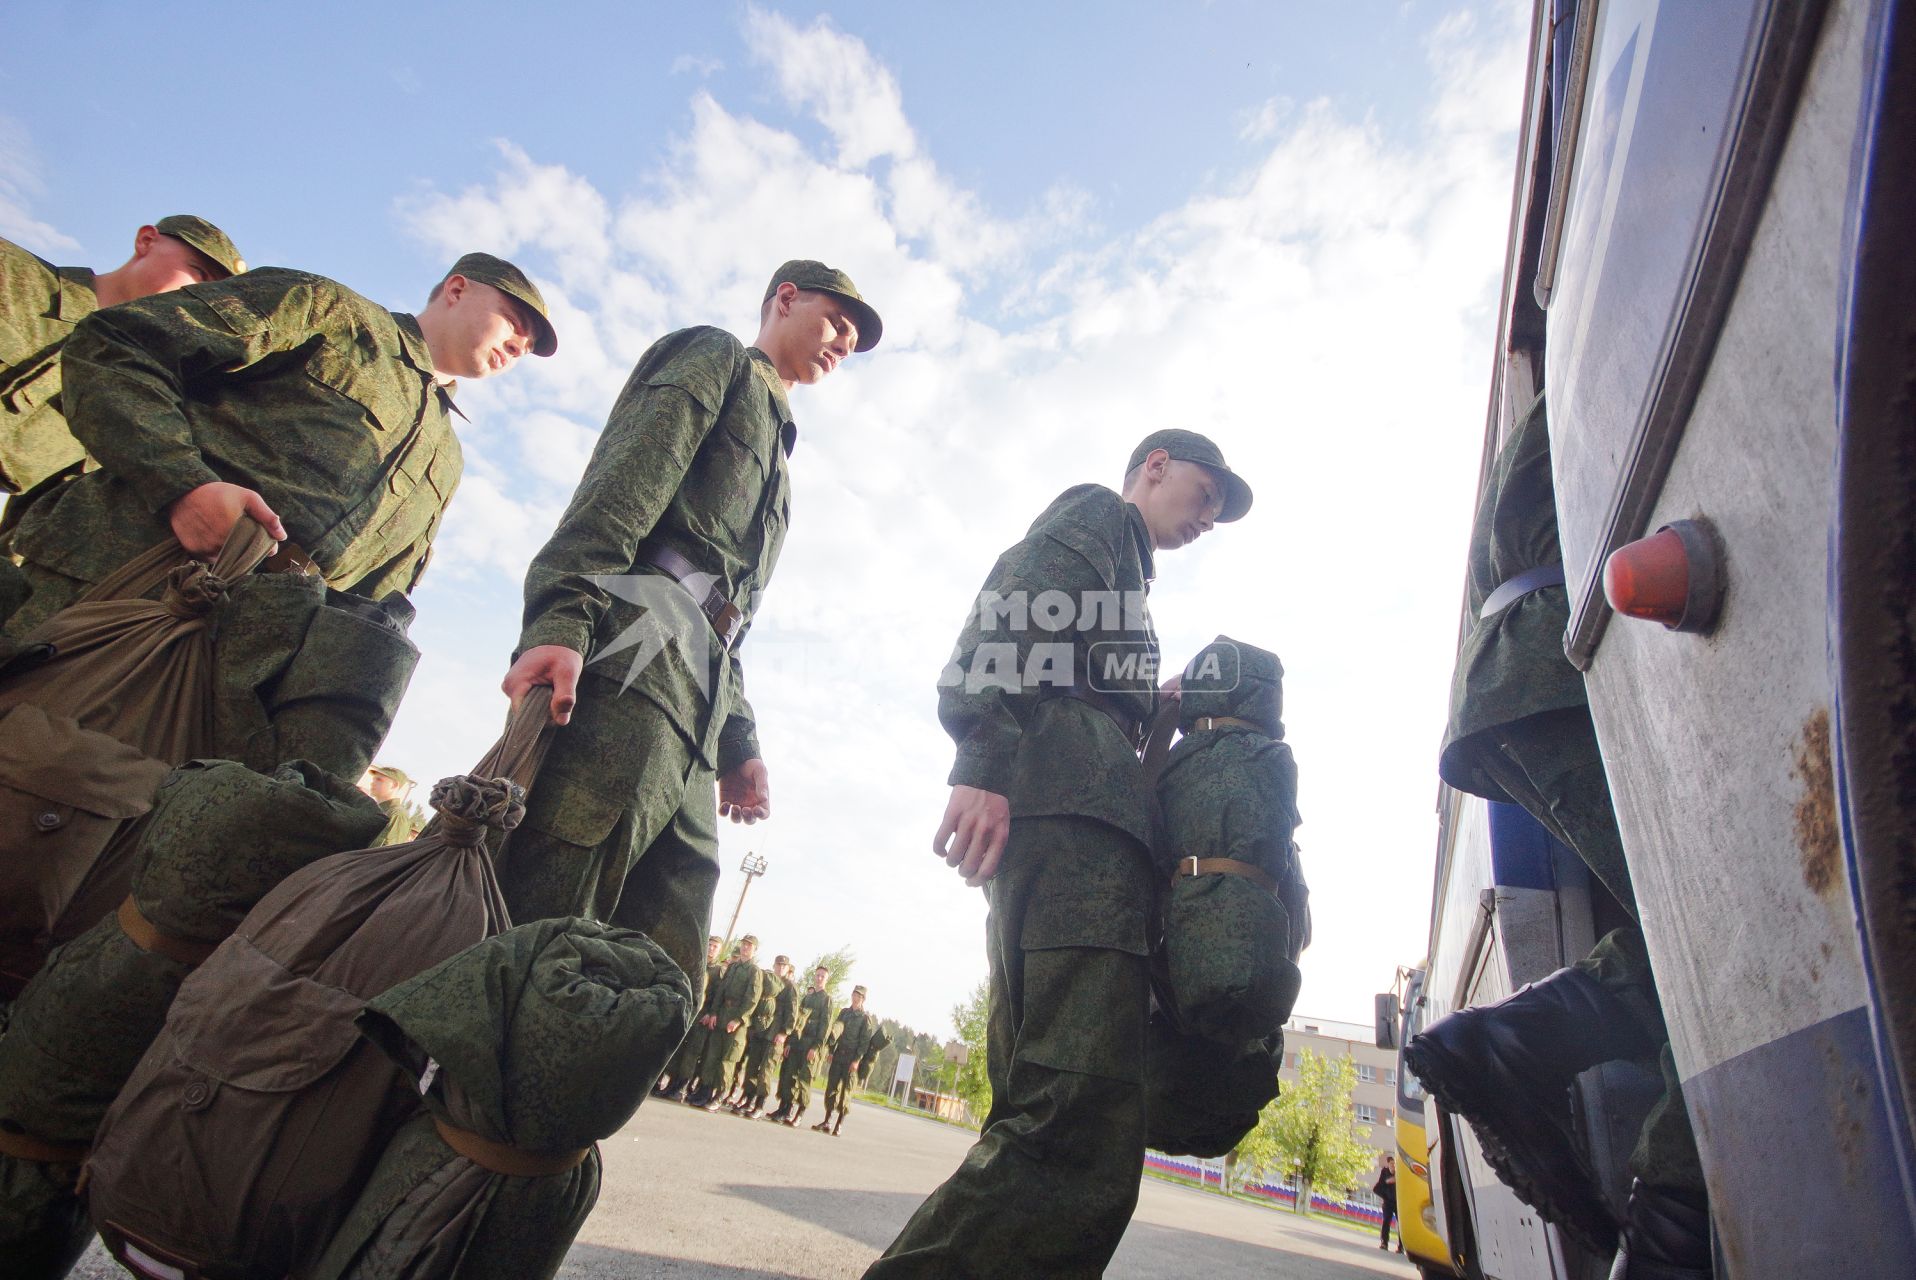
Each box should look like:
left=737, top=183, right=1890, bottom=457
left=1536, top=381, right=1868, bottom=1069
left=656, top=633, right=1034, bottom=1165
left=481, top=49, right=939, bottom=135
left=12, top=267, right=461, bottom=601
left=709, top=954, right=766, bottom=1028
left=748, top=970, right=790, bottom=1036
left=825, top=1007, right=885, bottom=1069
left=517, top=326, right=792, bottom=774
left=795, top=988, right=832, bottom=1048
left=1439, top=393, right=1588, bottom=800
left=695, top=960, right=724, bottom=1017
left=0, top=237, right=96, bottom=495
left=937, top=484, right=1158, bottom=845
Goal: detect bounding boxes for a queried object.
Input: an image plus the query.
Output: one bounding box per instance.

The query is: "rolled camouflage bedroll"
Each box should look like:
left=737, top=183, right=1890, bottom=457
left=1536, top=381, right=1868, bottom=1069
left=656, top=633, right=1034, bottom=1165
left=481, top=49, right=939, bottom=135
left=312, top=918, right=694, bottom=1280
left=0, top=758, right=382, bottom=1279
left=1154, top=636, right=1306, bottom=1046
left=86, top=693, right=552, bottom=1280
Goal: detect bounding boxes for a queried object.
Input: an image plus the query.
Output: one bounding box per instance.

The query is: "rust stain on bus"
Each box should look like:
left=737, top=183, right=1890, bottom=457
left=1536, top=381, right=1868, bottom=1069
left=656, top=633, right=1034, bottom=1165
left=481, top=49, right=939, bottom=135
left=1793, top=708, right=1840, bottom=897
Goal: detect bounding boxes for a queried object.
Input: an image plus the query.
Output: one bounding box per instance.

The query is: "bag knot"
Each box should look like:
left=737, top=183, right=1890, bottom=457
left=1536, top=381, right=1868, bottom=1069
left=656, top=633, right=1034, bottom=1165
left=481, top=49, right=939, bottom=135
left=429, top=775, right=527, bottom=846
left=160, top=561, right=233, bottom=619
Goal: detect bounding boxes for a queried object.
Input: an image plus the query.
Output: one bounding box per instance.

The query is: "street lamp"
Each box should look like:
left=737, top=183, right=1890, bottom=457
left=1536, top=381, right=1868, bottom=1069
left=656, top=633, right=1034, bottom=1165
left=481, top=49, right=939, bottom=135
left=722, top=852, right=769, bottom=950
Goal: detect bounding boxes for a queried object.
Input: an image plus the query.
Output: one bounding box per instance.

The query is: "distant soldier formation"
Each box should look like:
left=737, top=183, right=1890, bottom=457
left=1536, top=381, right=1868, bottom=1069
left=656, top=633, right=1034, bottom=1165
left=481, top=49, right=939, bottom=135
left=652, top=938, right=890, bottom=1137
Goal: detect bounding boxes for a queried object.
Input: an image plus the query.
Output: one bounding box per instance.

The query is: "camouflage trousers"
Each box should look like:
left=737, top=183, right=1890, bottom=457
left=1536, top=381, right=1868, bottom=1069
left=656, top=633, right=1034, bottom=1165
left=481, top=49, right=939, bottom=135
left=495, top=675, right=719, bottom=992
left=697, top=1025, right=749, bottom=1099
left=1486, top=709, right=1704, bottom=1195
left=664, top=1022, right=712, bottom=1091
left=867, top=816, right=1150, bottom=1279
left=780, top=1044, right=820, bottom=1117
left=741, top=1033, right=779, bottom=1105
left=822, top=1058, right=861, bottom=1117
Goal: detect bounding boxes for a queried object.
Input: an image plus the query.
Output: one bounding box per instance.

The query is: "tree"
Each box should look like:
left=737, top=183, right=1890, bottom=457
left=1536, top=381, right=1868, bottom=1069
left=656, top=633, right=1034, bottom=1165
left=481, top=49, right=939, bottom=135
left=1234, top=1049, right=1373, bottom=1215
left=949, top=978, right=991, bottom=1118
left=805, top=945, right=856, bottom=1000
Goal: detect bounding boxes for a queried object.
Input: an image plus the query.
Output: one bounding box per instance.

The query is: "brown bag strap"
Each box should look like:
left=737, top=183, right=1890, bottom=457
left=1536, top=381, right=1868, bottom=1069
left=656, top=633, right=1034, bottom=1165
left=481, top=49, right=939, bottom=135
left=117, top=897, right=218, bottom=967
left=473, top=685, right=556, bottom=790
left=75, top=516, right=280, bottom=606
left=1171, top=855, right=1280, bottom=898
left=1189, top=715, right=1268, bottom=734
left=0, top=1127, right=89, bottom=1165
left=432, top=1114, right=590, bottom=1177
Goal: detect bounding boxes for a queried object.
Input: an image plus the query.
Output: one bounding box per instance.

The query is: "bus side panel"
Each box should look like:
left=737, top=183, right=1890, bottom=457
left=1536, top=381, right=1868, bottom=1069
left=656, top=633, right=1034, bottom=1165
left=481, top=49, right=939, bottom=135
left=1570, top=0, right=1916, bottom=1267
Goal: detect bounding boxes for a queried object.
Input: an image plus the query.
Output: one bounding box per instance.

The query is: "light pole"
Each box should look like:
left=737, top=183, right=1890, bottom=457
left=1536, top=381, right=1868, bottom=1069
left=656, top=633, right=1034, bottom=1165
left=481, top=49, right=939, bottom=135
left=721, top=851, right=769, bottom=951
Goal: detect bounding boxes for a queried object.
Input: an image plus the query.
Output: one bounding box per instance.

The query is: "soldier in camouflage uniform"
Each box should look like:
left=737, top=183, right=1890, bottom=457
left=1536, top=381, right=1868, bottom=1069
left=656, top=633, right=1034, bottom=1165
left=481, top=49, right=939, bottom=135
left=656, top=935, right=726, bottom=1101
left=867, top=429, right=1252, bottom=1277
left=769, top=964, right=833, bottom=1126
left=689, top=934, right=766, bottom=1109
left=1407, top=393, right=1709, bottom=1273
left=732, top=953, right=796, bottom=1118
left=496, top=262, right=879, bottom=993
left=357, top=765, right=418, bottom=846
left=816, top=985, right=886, bottom=1137
left=1, top=217, right=244, bottom=516
left=3, top=251, right=554, bottom=635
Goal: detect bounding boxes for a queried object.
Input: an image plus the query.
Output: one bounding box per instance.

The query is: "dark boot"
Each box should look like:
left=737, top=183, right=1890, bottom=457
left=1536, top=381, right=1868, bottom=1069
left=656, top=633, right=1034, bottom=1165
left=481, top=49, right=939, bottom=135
left=812, top=1117, right=833, bottom=1133
left=1609, top=1180, right=1713, bottom=1279
left=1404, top=965, right=1656, bottom=1253
left=831, top=1112, right=845, bottom=1136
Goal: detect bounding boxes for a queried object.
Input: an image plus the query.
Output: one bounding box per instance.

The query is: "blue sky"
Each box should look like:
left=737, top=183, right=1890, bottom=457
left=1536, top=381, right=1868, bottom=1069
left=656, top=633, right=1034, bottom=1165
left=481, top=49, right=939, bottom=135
left=4, top=1, right=1531, bottom=1039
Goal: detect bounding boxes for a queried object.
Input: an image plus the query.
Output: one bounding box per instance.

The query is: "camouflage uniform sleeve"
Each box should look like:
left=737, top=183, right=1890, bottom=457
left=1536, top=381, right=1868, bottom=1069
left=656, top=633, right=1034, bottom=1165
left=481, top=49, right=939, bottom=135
left=717, top=648, right=761, bottom=774
left=517, top=351, right=731, bottom=657
left=59, top=273, right=323, bottom=515
left=773, top=984, right=798, bottom=1037
left=937, top=487, right=1127, bottom=796
left=824, top=1010, right=847, bottom=1056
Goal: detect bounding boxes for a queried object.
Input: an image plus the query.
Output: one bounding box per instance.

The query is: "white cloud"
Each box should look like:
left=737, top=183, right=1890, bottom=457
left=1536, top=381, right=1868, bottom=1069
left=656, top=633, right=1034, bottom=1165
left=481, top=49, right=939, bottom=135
left=379, top=2, right=1531, bottom=1039
left=0, top=118, right=80, bottom=256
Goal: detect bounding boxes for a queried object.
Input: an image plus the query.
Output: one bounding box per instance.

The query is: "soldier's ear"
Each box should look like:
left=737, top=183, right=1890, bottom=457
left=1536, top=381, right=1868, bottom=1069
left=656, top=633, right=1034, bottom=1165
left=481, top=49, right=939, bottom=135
left=131, top=225, right=161, bottom=258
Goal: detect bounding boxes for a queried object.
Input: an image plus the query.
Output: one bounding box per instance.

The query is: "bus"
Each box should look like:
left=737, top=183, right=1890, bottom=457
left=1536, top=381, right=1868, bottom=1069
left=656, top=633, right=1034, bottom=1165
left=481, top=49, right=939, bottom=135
left=1380, top=0, right=1916, bottom=1275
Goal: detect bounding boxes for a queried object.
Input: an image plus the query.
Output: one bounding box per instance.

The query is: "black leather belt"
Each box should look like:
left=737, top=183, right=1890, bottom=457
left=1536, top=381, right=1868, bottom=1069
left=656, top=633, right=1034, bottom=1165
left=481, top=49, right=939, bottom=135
left=639, top=546, right=746, bottom=650
left=1480, top=563, right=1565, bottom=619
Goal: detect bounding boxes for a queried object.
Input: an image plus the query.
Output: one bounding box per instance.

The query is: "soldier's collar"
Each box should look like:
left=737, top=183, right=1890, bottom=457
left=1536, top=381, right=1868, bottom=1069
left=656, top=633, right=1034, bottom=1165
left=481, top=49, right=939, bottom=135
left=1125, top=502, right=1158, bottom=585
left=393, top=312, right=470, bottom=421
left=746, top=347, right=798, bottom=456
left=52, top=267, right=98, bottom=325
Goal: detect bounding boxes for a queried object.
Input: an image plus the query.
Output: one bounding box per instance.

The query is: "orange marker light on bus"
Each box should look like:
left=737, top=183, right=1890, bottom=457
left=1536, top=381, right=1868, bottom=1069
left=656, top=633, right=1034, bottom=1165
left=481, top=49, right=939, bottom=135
left=1603, top=519, right=1724, bottom=634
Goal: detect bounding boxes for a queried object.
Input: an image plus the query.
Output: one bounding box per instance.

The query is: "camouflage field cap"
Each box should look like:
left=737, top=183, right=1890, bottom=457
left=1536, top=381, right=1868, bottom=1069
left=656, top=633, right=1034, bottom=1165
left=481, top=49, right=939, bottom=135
left=852, top=984, right=868, bottom=997
left=740, top=933, right=760, bottom=946
left=709, top=934, right=724, bottom=946
left=154, top=215, right=245, bottom=277
left=367, top=764, right=412, bottom=787
left=1127, top=428, right=1253, bottom=522
left=1180, top=634, right=1284, bottom=734
left=774, top=954, right=791, bottom=965
left=764, top=259, right=882, bottom=352
left=447, top=252, right=558, bottom=357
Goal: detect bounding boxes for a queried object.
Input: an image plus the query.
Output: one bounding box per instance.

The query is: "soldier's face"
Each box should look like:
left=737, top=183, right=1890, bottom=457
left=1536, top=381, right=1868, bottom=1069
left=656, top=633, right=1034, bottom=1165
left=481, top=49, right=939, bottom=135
left=124, top=227, right=224, bottom=297
left=739, top=942, right=758, bottom=963
left=427, top=276, right=535, bottom=380
left=850, top=992, right=866, bottom=1010
left=763, top=286, right=858, bottom=386
left=1133, top=455, right=1225, bottom=551
left=813, top=968, right=828, bottom=990
left=707, top=940, right=722, bottom=961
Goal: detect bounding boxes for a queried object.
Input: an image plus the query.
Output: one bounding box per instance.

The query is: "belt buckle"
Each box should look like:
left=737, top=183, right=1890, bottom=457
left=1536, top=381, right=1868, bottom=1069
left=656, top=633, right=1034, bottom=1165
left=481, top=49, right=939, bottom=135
left=708, top=598, right=745, bottom=651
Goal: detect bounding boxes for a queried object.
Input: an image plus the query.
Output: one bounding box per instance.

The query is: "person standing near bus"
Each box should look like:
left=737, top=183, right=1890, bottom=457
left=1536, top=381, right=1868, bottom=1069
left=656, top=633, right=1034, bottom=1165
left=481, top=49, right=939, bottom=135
left=1408, top=392, right=1711, bottom=1277
left=865, top=430, right=1252, bottom=1278
left=1374, top=1155, right=1399, bottom=1251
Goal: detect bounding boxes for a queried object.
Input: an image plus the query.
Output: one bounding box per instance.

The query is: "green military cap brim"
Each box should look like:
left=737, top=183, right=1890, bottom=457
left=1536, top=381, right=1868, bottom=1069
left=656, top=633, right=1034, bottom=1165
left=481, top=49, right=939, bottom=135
left=1127, top=428, right=1253, bottom=522
left=852, top=985, right=868, bottom=996
left=764, top=259, right=882, bottom=353
left=368, top=764, right=412, bottom=786
left=154, top=215, right=245, bottom=277
left=447, top=252, right=558, bottom=357
left=740, top=934, right=759, bottom=945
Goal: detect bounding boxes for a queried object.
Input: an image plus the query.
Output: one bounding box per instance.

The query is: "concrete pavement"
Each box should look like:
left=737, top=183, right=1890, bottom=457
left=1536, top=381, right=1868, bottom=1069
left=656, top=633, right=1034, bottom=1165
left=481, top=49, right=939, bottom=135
left=74, top=1098, right=1413, bottom=1278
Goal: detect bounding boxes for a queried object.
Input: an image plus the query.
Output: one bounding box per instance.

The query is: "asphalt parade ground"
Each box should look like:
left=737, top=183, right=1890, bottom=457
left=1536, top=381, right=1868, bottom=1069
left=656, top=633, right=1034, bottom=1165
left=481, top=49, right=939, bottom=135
left=80, top=1096, right=1412, bottom=1278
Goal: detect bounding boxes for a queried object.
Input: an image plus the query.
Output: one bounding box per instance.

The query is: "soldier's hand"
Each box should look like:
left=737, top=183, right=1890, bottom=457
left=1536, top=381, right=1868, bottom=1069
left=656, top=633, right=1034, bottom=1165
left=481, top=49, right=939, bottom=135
left=166, top=482, right=287, bottom=556
left=701, top=1014, right=718, bottom=1030
left=726, top=1020, right=741, bottom=1034
left=935, top=786, right=1011, bottom=888
left=719, top=759, right=771, bottom=824
left=1160, top=673, right=1184, bottom=700
left=503, top=645, right=584, bottom=724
